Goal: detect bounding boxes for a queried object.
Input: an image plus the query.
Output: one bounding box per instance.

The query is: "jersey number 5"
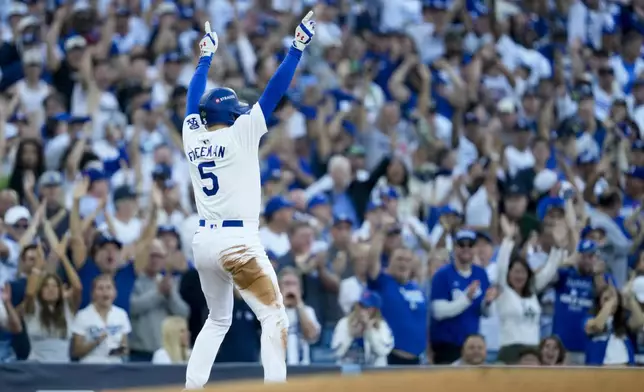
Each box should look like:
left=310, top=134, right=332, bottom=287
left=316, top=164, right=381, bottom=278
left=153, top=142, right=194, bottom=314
left=198, top=161, right=219, bottom=196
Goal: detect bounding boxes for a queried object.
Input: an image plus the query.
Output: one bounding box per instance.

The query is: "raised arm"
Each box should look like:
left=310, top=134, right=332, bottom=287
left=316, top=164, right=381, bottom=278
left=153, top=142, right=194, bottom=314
left=186, top=22, right=218, bottom=116
left=257, top=11, right=316, bottom=117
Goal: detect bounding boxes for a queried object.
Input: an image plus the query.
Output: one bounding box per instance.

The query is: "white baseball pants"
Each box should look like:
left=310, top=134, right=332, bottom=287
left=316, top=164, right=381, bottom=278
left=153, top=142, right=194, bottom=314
left=185, top=221, right=288, bottom=390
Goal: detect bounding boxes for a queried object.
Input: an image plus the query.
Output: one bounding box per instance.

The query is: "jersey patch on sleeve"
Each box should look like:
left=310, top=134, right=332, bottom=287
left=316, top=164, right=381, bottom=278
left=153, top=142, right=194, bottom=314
left=186, top=117, right=200, bottom=130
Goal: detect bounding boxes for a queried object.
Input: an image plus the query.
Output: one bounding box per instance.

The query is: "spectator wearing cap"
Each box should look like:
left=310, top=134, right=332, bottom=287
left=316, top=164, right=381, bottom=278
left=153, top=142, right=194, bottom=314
left=331, top=290, right=393, bottom=366
left=307, top=194, right=333, bottom=241
left=367, top=217, right=427, bottom=365
left=501, top=182, right=539, bottom=242
left=630, top=140, right=644, bottom=167
left=511, top=137, right=553, bottom=201
left=431, top=229, right=493, bottom=364
left=157, top=225, right=188, bottom=274
left=1, top=205, right=42, bottom=286
left=353, top=200, right=385, bottom=242
left=429, top=205, right=463, bottom=251
left=151, top=52, right=185, bottom=108
left=505, top=119, right=536, bottom=178
left=551, top=239, right=615, bottom=364
left=452, top=333, right=487, bottom=366
left=70, top=182, right=161, bottom=313
left=492, top=220, right=566, bottom=364
left=378, top=185, right=431, bottom=252
left=75, top=168, right=110, bottom=225
left=148, top=2, right=180, bottom=60
left=25, top=171, right=69, bottom=238
left=586, top=187, right=633, bottom=288
left=15, top=47, right=50, bottom=121
left=112, top=7, right=149, bottom=55
left=622, top=166, right=644, bottom=216
left=8, top=138, right=45, bottom=204
left=102, top=185, right=142, bottom=246
left=91, top=120, right=130, bottom=179
left=593, top=62, right=623, bottom=122
left=260, top=195, right=295, bottom=258
left=156, top=179, right=188, bottom=229
left=453, top=111, right=482, bottom=174
left=129, top=238, right=189, bottom=362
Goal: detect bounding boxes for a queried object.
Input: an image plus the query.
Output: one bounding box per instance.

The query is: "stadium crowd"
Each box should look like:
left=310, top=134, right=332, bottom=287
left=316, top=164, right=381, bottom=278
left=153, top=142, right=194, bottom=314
left=1, top=0, right=644, bottom=370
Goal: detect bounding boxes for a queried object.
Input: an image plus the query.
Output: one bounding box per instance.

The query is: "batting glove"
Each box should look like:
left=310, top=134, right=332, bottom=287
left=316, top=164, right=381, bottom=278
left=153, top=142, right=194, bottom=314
left=199, top=21, right=218, bottom=58
left=292, top=11, right=315, bottom=51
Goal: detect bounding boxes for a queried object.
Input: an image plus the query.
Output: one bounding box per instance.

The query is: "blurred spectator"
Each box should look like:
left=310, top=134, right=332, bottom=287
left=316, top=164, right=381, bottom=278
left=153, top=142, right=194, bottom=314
left=583, top=285, right=638, bottom=366
left=338, top=243, right=370, bottom=315
left=152, top=316, right=191, bottom=365
left=331, top=290, right=393, bottom=366
left=516, top=347, right=542, bottom=366
left=538, top=336, right=567, bottom=366
left=431, top=230, right=493, bottom=364
left=20, top=232, right=81, bottom=363
left=493, top=218, right=566, bottom=364
left=71, top=275, right=131, bottom=364
left=129, top=239, right=189, bottom=362
left=279, top=267, right=321, bottom=365
left=0, top=285, right=21, bottom=336
left=215, top=291, right=261, bottom=363
left=452, top=334, right=487, bottom=366
left=368, top=217, right=427, bottom=365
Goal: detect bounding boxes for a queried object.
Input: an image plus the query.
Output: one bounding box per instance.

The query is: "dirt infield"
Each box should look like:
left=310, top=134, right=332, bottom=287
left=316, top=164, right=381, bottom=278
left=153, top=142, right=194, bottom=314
left=116, top=367, right=643, bottom=392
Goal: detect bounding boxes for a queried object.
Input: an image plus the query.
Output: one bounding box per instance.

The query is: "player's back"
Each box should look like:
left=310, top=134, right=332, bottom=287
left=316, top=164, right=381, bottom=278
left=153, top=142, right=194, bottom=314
left=182, top=104, right=268, bottom=222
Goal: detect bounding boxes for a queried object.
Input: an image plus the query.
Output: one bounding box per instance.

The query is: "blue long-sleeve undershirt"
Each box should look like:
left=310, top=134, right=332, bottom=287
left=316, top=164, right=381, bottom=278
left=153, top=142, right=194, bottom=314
left=186, top=55, right=212, bottom=115
left=258, top=46, right=303, bottom=118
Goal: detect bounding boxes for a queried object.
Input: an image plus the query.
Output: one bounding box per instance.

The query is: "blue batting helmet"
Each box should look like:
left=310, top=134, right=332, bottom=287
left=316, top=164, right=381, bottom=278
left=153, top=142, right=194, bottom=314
left=198, top=87, right=250, bottom=127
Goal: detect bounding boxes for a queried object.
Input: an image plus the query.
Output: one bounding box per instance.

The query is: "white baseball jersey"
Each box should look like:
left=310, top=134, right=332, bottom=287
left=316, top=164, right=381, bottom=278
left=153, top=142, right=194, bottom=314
left=182, top=104, right=267, bottom=221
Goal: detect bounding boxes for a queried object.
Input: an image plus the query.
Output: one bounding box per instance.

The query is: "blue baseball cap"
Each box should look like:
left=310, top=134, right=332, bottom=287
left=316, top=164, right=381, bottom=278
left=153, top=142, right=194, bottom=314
left=51, top=112, right=71, bottom=122
left=580, top=225, right=606, bottom=239
left=577, top=150, right=600, bottom=165
left=455, top=229, right=477, bottom=242
left=632, top=140, right=644, bottom=151
left=438, top=205, right=462, bottom=218
left=475, top=231, right=493, bottom=243
left=358, top=290, right=382, bottom=309
left=626, top=166, right=644, bottom=180
left=366, top=199, right=384, bottom=212
left=307, top=194, right=329, bottom=211
left=578, top=239, right=599, bottom=254
left=85, top=168, right=108, bottom=183
left=536, top=197, right=565, bottom=221
left=152, top=163, right=172, bottom=180
left=93, top=233, right=122, bottom=249
left=38, top=170, right=63, bottom=188
left=264, top=195, right=294, bottom=217
left=380, top=186, right=399, bottom=200
left=157, top=224, right=179, bottom=236
left=69, top=115, right=91, bottom=124
left=261, top=169, right=282, bottom=185
left=333, top=213, right=353, bottom=227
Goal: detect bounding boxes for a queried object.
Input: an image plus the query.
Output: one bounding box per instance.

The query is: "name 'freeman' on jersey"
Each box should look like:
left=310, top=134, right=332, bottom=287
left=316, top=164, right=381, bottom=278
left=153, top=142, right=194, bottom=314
left=187, top=143, right=226, bottom=162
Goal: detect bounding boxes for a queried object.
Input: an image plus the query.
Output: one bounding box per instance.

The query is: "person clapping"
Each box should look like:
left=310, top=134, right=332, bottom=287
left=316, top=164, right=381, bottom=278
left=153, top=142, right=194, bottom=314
left=331, top=290, right=394, bottom=366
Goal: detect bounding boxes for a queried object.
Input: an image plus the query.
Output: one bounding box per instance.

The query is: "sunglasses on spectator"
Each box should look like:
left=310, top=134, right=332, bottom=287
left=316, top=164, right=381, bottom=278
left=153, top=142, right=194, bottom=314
left=456, top=240, right=475, bottom=248
left=12, top=224, right=29, bottom=230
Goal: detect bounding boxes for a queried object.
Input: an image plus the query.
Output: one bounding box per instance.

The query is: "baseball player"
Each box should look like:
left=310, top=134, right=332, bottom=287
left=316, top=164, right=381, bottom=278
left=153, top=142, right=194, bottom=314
left=181, top=12, right=316, bottom=390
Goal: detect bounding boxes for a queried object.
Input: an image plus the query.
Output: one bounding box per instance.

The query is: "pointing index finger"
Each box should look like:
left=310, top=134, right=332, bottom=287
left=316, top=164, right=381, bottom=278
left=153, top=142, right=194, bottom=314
left=302, top=10, right=314, bottom=23
left=204, top=21, right=212, bottom=34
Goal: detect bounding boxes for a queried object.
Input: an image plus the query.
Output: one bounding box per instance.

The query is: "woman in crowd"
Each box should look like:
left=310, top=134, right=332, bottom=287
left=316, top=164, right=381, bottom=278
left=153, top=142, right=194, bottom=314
left=71, top=274, right=131, bottom=364
left=583, top=286, right=636, bottom=366
left=331, top=290, right=393, bottom=366
left=152, top=316, right=191, bottom=364
left=8, top=138, right=44, bottom=203
left=539, top=336, right=566, bottom=366
left=494, top=220, right=566, bottom=364
left=20, top=237, right=82, bottom=362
